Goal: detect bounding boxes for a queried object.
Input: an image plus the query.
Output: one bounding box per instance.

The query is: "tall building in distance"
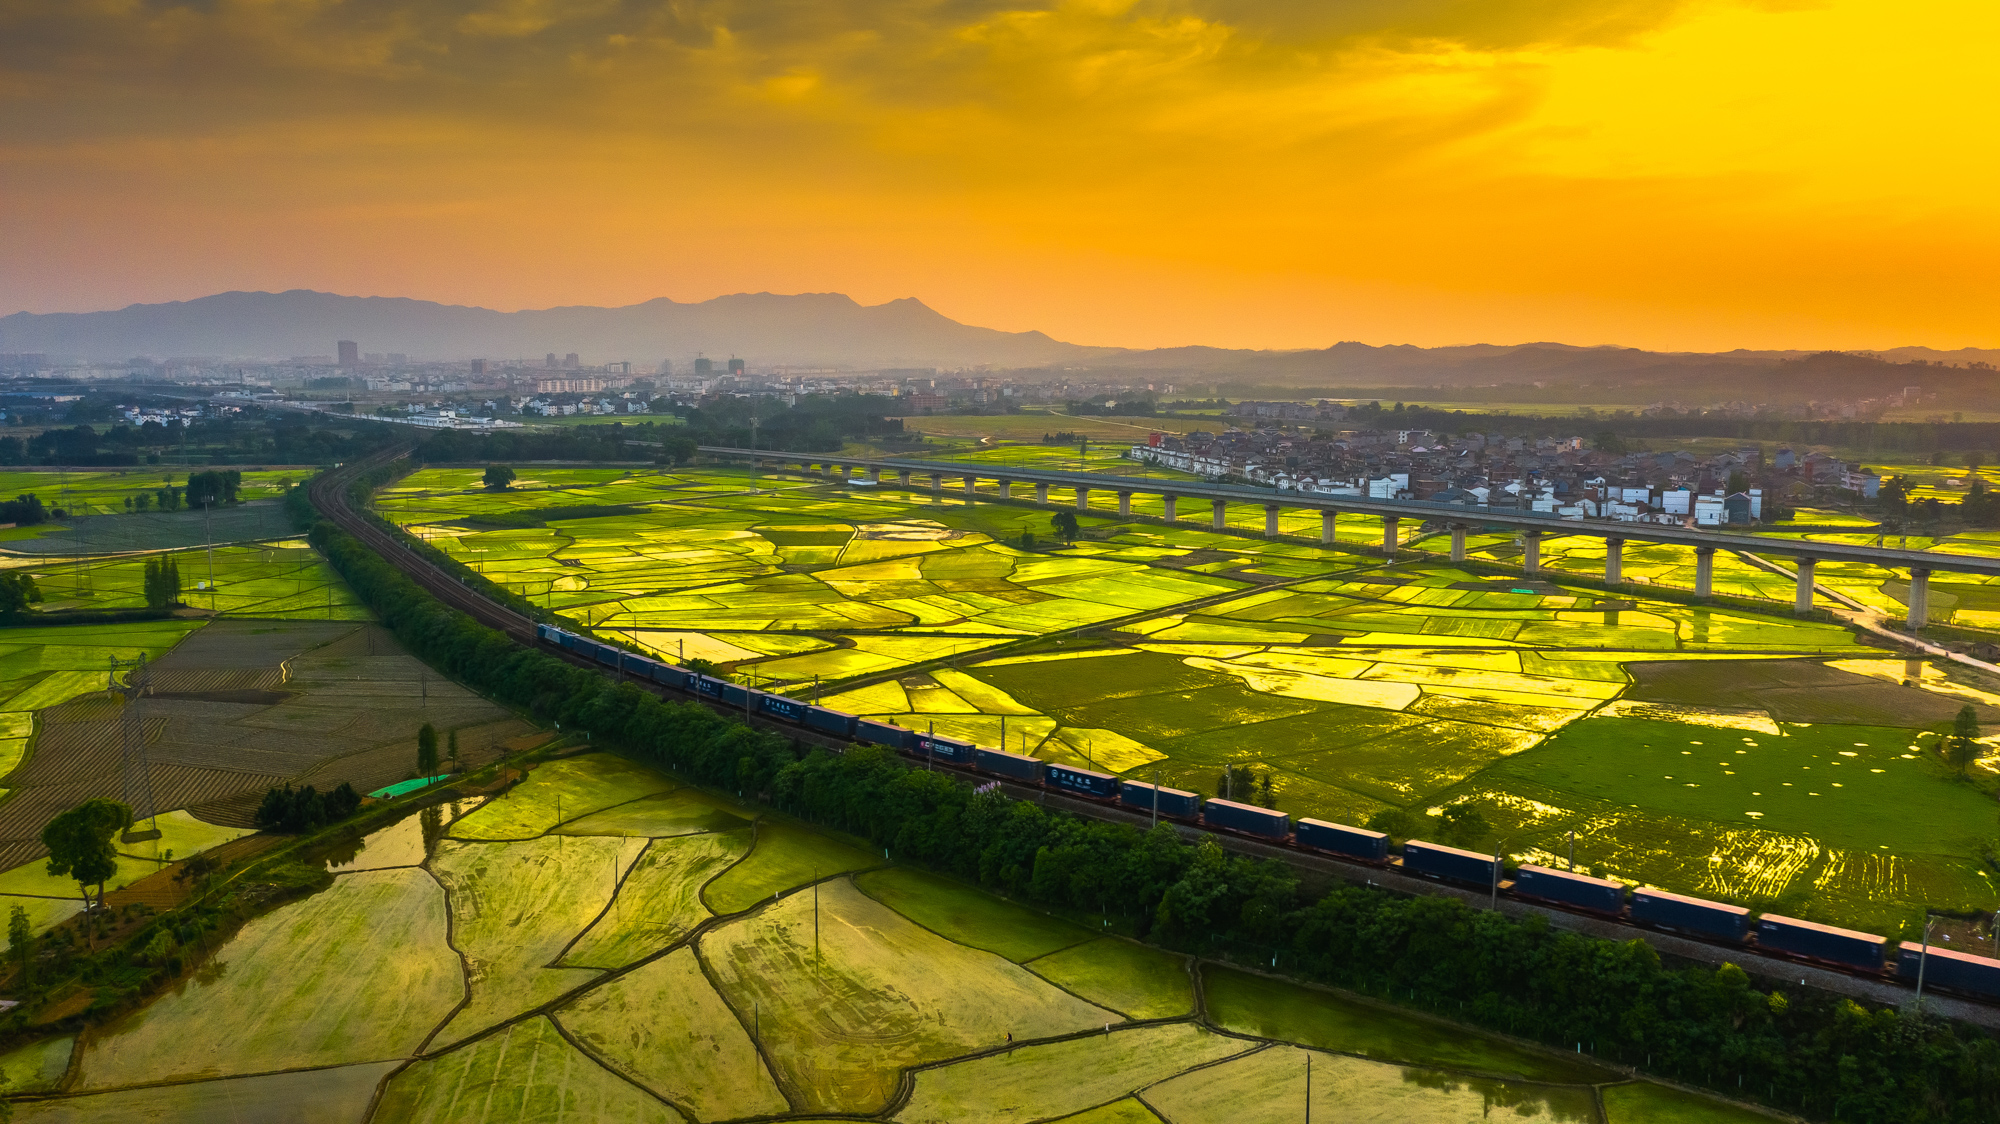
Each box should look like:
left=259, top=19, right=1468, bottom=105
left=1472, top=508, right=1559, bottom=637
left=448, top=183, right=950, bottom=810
left=728, top=358, right=746, bottom=375
left=546, top=352, right=559, bottom=368
left=563, top=352, right=580, bottom=369
left=337, top=340, right=359, bottom=366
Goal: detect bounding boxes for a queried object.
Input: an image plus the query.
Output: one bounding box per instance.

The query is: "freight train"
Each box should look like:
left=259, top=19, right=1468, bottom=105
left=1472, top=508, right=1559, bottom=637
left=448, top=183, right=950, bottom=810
left=540, top=624, right=2000, bottom=1001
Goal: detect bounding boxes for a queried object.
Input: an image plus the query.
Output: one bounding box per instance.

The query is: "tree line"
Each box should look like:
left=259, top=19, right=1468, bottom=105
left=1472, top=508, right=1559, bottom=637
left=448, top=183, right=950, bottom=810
left=306, top=506, right=2000, bottom=1122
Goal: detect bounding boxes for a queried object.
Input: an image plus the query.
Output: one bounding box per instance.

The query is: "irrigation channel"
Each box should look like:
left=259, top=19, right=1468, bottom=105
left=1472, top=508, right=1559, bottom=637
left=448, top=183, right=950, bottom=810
left=307, top=448, right=2000, bottom=1031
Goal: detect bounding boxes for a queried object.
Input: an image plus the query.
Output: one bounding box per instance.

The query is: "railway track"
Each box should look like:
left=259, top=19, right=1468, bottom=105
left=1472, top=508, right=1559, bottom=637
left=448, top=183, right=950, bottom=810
left=305, top=452, right=2000, bottom=1028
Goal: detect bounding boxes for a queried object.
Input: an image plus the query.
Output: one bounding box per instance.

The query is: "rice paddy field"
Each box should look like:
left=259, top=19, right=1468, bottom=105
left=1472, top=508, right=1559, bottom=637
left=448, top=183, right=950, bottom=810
left=0, top=469, right=306, bottom=518
left=4, top=752, right=1771, bottom=1122
left=2, top=539, right=367, bottom=619
left=369, top=462, right=2000, bottom=936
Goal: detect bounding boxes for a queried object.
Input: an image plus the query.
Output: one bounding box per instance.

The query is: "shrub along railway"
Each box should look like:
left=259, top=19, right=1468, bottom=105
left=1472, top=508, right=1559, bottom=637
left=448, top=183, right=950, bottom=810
left=303, top=450, right=2000, bottom=1124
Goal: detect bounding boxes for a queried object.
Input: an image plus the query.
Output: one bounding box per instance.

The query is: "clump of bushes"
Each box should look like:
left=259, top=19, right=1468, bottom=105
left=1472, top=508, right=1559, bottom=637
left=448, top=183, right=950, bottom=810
left=252, top=782, right=362, bottom=833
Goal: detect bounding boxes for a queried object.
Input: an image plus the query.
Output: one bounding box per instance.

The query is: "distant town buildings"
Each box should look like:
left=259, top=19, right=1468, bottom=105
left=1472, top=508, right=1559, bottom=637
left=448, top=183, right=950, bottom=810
left=1128, top=428, right=1865, bottom=526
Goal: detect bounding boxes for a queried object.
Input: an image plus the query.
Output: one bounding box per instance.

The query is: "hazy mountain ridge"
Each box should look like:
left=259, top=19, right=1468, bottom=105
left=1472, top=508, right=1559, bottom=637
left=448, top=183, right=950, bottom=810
left=3, top=291, right=1997, bottom=396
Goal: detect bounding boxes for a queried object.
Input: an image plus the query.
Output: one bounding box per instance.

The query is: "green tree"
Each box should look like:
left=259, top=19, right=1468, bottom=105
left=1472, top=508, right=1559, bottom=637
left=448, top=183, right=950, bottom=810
left=8, top=903, right=33, bottom=993
left=1051, top=510, right=1080, bottom=541
left=1593, top=431, right=1628, bottom=455
left=1437, top=803, right=1492, bottom=850
left=184, top=469, right=241, bottom=507
left=1364, top=807, right=1422, bottom=841
left=41, top=798, right=132, bottom=943
left=1951, top=705, right=1981, bottom=775
left=1879, top=475, right=1911, bottom=516
left=657, top=434, right=698, bottom=466
left=684, top=657, right=726, bottom=680
left=483, top=465, right=517, bottom=491
left=0, top=573, right=40, bottom=616
left=417, top=723, right=440, bottom=777
left=142, top=554, right=181, bottom=609
left=1726, top=470, right=1750, bottom=495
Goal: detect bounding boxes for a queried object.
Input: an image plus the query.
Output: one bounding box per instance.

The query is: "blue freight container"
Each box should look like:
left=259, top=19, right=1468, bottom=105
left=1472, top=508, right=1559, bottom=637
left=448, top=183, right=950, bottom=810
left=915, top=734, right=976, bottom=764
left=537, top=624, right=561, bottom=644
left=650, top=662, right=687, bottom=686
left=1897, top=942, right=2000, bottom=999
left=1629, top=888, right=1750, bottom=941
left=692, top=676, right=724, bottom=699
left=855, top=719, right=912, bottom=750
left=1401, top=840, right=1499, bottom=887
left=804, top=707, right=856, bottom=737
left=758, top=694, right=808, bottom=723
left=1203, top=798, right=1289, bottom=840
left=1295, top=818, right=1388, bottom=862
left=1754, top=914, right=1886, bottom=970
left=972, top=747, right=1044, bottom=782
left=1045, top=763, right=1118, bottom=799
left=1512, top=865, right=1627, bottom=914
left=621, top=652, right=655, bottom=676
left=1118, top=781, right=1201, bottom=819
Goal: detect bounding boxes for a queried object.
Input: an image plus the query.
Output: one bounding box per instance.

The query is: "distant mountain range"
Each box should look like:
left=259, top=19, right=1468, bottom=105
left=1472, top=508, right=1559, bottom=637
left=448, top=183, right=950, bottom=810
left=4, top=290, right=1998, bottom=401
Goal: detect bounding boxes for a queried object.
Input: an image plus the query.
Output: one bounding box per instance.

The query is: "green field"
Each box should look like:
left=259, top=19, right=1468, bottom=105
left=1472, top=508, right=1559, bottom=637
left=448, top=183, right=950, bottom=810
left=7, top=752, right=1782, bottom=1122
left=0, top=468, right=305, bottom=518
left=364, top=464, right=2000, bottom=936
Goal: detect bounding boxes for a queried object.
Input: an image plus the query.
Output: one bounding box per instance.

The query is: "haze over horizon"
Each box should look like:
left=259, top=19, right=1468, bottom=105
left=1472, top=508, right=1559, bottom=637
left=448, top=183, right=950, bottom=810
left=5, top=0, right=1997, bottom=353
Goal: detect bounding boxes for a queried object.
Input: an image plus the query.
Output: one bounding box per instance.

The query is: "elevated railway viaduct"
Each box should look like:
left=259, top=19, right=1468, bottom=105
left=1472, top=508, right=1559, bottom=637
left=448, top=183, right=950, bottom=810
left=698, top=445, right=2000, bottom=629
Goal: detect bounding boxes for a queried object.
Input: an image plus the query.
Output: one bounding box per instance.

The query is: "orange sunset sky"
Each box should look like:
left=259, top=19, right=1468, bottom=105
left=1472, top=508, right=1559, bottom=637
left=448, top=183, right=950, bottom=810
left=2, top=0, right=1995, bottom=352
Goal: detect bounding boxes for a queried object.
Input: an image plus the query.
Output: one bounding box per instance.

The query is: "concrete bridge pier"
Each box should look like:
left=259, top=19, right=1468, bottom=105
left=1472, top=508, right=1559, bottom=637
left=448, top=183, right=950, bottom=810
left=1383, top=517, right=1400, bottom=556
left=1264, top=505, right=1281, bottom=537
left=1321, top=510, right=1336, bottom=545
left=1694, top=547, right=1714, bottom=598
left=963, top=475, right=978, bottom=498
left=1036, top=483, right=1050, bottom=504
left=1163, top=495, right=1178, bottom=522
left=1211, top=499, right=1227, bottom=530
left=1605, top=538, right=1625, bottom=585
left=1450, top=526, right=1467, bottom=563
left=868, top=467, right=881, bottom=484
left=1522, top=531, right=1542, bottom=575
left=1076, top=487, right=1091, bottom=511
left=998, top=479, right=1012, bottom=499
left=1794, top=557, right=1817, bottom=615
left=929, top=473, right=943, bottom=497
left=897, top=469, right=911, bottom=487
left=1908, top=567, right=1931, bottom=629
left=1118, top=492, right=1133, bottom=517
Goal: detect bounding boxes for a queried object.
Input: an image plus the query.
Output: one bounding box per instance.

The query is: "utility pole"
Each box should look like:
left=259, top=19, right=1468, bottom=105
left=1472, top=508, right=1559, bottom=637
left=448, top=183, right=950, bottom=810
left=1490, top=848, right=1502, bottom=910
left=203, top=499, right=216, bottom=611
left=1915, top=912, right=1933, bottom=1012
left=1567, top=830, right=1575, bottom=872
left=1305, top=1053, right=1311, bottom=1124
left=1151, top=762, right=1160, bottom=828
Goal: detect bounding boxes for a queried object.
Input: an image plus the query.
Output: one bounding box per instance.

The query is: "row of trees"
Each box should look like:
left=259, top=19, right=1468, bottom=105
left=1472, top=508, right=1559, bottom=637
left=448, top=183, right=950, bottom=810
left=251, top=782, right=363, bottom=833
left=307, top=507, right=2000, bottom=1122
left=142, top=556, right=181, bottom=610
